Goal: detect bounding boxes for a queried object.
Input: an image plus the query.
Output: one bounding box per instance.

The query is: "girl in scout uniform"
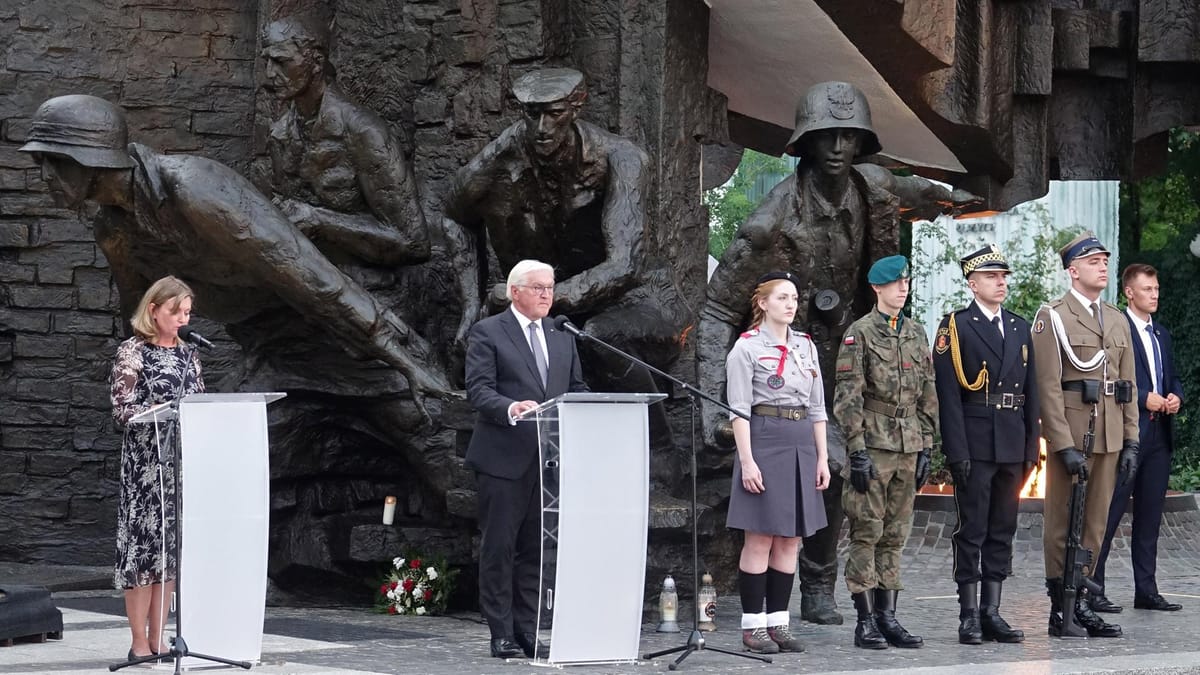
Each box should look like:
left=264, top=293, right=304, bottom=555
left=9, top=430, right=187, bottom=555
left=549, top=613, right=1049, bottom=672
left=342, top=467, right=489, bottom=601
left=726, top=271, right=831, bottom=654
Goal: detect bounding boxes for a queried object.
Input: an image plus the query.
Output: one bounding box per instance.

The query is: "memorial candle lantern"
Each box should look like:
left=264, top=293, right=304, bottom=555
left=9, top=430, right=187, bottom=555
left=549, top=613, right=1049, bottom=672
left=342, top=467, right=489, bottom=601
left=697, top=572, right=717, bottom=631
left=656, top=575, right=679, bottom=633
left=382, top=495, right=397, bottom=525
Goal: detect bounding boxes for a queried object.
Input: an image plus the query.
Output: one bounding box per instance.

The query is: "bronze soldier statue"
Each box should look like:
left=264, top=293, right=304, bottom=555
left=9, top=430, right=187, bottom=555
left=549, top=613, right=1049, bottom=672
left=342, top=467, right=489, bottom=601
left=445, top=68, right=690, bottom=447
left=19, top=94, right=451, bottom=413
left=259, top=16, right=430, bottom=269
left=699, top=81, right=977, bottom=625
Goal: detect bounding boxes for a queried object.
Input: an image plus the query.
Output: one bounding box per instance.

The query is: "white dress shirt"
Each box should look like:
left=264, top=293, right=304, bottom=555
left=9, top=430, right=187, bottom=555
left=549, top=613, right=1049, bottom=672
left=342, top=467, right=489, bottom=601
left=1126, top=308, right=1159, bottom=394
left=506, top=306, right=550, bottom=424
left=974, top=301, right=1003, bottom=338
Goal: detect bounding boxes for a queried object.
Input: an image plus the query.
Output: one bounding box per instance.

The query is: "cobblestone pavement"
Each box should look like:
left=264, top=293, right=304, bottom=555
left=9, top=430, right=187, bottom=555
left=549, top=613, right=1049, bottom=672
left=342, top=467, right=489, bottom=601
left=5, top=502, right=1200, bottom=674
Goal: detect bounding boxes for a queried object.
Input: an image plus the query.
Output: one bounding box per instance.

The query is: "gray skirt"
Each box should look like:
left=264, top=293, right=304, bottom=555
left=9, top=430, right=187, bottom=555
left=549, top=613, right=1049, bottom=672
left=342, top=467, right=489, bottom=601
left=726, top=414, right=828, bottom=538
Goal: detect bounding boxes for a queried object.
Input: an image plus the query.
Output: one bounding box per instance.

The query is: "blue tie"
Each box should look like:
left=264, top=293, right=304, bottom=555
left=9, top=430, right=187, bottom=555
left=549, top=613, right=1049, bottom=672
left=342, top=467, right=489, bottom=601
left=1146, top=324, right=1164, bottom=395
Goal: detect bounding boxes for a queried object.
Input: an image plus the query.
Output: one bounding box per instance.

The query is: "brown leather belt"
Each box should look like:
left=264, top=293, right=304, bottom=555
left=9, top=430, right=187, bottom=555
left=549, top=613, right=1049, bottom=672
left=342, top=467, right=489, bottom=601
left=752, top=404, right=809, bottom=421
left=964, top=393, right=1025, bottom=410
left=863, top=396, right=912, bottom=418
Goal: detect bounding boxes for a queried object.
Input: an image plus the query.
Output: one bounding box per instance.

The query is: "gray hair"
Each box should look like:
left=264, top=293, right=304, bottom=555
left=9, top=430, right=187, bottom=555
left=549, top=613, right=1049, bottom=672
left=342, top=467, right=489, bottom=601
left=506, top=260, right=555, bottom=301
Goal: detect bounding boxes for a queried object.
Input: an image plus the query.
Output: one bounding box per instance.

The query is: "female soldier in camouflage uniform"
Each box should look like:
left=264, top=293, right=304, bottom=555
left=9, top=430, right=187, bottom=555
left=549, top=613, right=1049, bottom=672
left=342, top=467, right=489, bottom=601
left=726, top=271, right=832, bottom=654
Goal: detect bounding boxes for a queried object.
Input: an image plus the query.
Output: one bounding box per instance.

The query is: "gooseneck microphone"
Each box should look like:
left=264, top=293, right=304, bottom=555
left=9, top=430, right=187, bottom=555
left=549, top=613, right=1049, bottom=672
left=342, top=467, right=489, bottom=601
left=552, top=314, right=586, bottom=338
left=178, top=325, right=214, bottom=350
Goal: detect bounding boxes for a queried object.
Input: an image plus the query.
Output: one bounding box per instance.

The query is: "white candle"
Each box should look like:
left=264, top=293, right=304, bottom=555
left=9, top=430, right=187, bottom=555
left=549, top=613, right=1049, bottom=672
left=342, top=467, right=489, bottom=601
left=382, top=495, right=397, bottom=525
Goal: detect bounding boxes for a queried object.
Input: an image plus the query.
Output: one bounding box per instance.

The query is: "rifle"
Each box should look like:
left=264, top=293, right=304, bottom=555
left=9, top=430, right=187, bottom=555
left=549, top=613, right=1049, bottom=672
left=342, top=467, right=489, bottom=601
left=1060, top=402, right=1102, bottom=637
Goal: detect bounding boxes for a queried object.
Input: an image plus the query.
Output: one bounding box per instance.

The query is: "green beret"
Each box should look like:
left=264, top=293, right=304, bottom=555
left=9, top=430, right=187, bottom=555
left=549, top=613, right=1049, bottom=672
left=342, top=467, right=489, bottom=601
left=867, top=255, right=910, bottom=285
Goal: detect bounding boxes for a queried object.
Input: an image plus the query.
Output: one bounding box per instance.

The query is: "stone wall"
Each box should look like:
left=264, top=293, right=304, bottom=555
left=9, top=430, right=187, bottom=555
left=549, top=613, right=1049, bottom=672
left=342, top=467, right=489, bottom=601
left=0, top=0, right=259, bottom=566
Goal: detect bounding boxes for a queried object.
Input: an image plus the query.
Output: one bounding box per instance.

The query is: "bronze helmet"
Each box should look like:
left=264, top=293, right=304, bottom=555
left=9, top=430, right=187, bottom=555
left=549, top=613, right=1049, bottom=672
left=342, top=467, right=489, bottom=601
left=784, top=81, right=881, bottom=158
left=19, top=95, right=134, bottom=169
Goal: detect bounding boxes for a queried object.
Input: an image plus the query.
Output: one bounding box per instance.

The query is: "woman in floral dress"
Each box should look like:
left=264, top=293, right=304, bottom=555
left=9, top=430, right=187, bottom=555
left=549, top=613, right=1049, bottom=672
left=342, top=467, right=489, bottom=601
left=110, top=276, right=204, bottom=659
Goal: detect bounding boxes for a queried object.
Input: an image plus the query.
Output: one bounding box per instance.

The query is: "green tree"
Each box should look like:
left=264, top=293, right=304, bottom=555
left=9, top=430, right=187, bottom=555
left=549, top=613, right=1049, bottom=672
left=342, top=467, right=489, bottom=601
left=705, top=150, right=792, bottom=258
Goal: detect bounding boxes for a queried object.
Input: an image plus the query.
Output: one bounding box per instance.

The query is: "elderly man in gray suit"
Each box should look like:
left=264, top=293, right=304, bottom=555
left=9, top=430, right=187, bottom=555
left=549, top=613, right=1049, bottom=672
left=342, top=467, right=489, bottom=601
left=465, top=259, right=589, bottom=659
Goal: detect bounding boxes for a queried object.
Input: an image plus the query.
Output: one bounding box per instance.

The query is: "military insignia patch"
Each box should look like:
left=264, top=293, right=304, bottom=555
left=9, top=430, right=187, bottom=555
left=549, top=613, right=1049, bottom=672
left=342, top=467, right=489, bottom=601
left=843, top=335, right=856, bottom=345
left=935, top=334, right=949, bottom=354
left=1033, top=319, right=1044, bottom=333
left=740, top=328, right=759, bottom=339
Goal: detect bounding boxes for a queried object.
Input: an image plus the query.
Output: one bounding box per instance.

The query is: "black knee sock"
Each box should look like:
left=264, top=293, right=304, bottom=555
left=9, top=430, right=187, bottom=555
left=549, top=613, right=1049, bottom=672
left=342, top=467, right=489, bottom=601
left=739, top=569, right=768, bottom=614
left=766, top=567, right=795, bottom=613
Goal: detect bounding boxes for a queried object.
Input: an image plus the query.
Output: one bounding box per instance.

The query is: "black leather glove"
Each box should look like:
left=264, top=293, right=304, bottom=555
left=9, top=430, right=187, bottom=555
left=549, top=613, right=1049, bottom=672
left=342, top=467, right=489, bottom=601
left=849, top=450, right=878, bottom=494
left=1058, top=447, right=1087, bottom=478
left=949, top=460, right=971, bottom=488
left=914, top=449, right=932, bottom=489
left=1118, top=439, right=1140, bottom=483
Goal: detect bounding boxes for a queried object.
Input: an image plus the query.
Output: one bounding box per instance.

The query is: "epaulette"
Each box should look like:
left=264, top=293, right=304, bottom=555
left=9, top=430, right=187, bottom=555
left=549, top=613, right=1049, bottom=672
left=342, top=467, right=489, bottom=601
left=739, top=328, right=759, bottom=339
left=1005, top=309, right=1029, bottom=322
left=1103, top=301, right=1121, bottom=311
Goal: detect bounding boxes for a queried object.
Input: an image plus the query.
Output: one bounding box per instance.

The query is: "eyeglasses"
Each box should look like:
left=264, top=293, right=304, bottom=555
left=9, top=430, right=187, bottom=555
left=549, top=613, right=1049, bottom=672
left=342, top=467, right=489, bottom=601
left=519, top=284, right=555, bottom=295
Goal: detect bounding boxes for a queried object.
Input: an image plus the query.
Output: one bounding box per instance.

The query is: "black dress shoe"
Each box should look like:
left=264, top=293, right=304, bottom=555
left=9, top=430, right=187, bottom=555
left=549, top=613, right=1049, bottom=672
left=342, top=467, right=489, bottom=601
left=1134, top=593, right=1183, bottom=611
left=490, top=637, right=523, bottom=658
left=1089, top=593, right=1123, bottom=613
left=515, top=632, right=550, bottom=658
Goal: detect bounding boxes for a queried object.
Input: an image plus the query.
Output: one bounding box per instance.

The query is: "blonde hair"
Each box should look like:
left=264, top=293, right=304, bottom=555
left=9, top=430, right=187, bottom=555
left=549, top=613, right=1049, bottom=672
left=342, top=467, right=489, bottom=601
left=505, top=259, right=555, bottom=301
left=748, top=279, right=793, bottom=329
left=130, top=276, right=194, bottom=340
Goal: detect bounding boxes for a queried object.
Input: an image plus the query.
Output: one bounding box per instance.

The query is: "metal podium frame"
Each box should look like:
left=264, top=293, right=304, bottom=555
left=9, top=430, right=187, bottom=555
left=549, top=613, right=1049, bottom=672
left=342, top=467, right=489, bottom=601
left=517, top=392, right=666, bottom=667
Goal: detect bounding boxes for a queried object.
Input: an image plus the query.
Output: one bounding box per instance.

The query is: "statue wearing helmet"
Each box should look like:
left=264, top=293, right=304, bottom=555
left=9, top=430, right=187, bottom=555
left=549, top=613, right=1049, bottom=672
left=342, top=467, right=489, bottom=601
left=697, top=81, right=978, bottom=632
left=20, top=94, right=451, bottom=412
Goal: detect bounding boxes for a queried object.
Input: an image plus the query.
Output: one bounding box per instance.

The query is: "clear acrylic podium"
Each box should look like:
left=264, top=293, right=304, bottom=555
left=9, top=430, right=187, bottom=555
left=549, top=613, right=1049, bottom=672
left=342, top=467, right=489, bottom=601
left=517, top=392, right=666, bottom=666
left=132, top=392, right=284, bottom=668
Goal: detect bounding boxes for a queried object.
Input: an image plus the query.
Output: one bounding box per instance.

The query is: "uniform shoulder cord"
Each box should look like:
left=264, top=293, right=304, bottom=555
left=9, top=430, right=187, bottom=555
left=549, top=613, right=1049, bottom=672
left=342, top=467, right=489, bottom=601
left=948, top=312, right=989, bottom=392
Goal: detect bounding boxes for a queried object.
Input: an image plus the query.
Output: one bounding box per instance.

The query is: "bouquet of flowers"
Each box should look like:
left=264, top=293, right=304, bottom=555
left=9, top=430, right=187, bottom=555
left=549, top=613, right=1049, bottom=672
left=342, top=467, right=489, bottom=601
left=377, top=553, right=456, bottom=616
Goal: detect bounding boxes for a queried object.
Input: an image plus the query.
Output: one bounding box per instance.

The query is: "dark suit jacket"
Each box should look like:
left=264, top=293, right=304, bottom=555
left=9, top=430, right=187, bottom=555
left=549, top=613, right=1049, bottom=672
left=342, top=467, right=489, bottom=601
left=933, top=302, right=1040, bottom=464
left=465, top=308, right=588, bottom=479
left=1125, top=313, right=1184, bottom=448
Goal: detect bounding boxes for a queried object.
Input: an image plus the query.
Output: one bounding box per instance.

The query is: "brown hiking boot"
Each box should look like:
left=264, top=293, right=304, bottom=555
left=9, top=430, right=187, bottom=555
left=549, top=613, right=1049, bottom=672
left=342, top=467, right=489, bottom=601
left=741, top=627, right=781, bottom=654
left=767, top=624, right=805, bottom=652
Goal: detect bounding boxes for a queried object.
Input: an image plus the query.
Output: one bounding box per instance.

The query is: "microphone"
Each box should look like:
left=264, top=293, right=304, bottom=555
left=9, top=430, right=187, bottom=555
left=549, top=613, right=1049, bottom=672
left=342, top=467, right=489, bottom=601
left=553, top=315, right=586, bottom=338
left=178, top=325, right=214, bottom=350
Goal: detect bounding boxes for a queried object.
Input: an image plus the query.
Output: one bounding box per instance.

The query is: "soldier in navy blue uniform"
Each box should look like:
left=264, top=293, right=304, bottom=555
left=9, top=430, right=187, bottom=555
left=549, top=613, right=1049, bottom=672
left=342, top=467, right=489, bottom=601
left=932, top=244, right=1040, bottom=645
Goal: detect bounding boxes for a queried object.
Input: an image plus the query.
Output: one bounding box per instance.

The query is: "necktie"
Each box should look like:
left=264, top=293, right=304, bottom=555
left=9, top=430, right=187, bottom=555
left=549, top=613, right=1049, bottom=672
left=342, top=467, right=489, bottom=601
left=1146, top=324, right=1164, bottom=395
left=991, top=315, right=1004, bottom=340
left=528, top=322, right=548, bottom=387
left=1091, top=302, right=1104, bottom=331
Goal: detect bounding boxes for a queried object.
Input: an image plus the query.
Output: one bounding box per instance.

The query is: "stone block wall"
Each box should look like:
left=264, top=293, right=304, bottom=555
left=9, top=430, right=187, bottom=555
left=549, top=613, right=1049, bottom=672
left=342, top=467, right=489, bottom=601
left=0, top=0, right=259, bottom=567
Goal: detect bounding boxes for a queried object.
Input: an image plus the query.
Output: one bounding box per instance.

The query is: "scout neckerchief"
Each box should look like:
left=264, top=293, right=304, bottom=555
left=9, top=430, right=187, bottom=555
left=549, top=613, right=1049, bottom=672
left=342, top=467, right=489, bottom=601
left=879, top=309, right=903, bottom=332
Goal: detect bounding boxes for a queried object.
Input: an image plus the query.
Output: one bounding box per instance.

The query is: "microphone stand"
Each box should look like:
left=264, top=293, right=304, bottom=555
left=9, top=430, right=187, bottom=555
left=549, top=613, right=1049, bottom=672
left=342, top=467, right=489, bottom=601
left=111, top=340, right=250, bottom=673
left=556, top=319, right=768, bottom=670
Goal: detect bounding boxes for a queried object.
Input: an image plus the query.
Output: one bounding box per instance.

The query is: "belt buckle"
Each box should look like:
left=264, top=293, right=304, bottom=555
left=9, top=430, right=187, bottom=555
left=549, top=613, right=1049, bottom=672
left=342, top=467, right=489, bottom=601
left=1001, top=393, right=1014, bottom=409
left=1104, top=380, right=1116, bottom=396
left=894, top=405, right=908, bottom=417
left=787, top=408, right=801, bottom=421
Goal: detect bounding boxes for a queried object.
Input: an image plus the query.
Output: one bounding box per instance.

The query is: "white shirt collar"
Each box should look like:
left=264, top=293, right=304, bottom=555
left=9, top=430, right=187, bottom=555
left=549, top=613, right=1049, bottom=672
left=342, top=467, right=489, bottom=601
left=510, top=306, right=541, bottom=331
left=1126, top=308, right=1153, bottom=333
left=973, top=301, right=1001, bottom=324
left=1069, top=287, right=1102, bottom=315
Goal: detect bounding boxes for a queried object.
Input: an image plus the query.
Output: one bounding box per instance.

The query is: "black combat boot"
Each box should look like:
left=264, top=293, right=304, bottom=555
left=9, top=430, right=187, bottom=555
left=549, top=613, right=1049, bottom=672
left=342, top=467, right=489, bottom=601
left=1046, top=578, right=1066, bottom=637
left=980, top=580, right=1024, bottom=643
left=1075, top=588, right=1122, bottom=638
left=873, top=589, right=923, bottom=648
left=800, top=578, right=844, bottom=625
left=957, top=582, right=982, bottom=645
left=850, top=591, right=888, bottom=649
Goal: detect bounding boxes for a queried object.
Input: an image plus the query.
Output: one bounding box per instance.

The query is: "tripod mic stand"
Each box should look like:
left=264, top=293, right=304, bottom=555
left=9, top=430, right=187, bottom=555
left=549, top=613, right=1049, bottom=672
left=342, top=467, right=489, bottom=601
left=110, top=343, right=251, bottom=673
left=553, top=317, right=770, bottom=669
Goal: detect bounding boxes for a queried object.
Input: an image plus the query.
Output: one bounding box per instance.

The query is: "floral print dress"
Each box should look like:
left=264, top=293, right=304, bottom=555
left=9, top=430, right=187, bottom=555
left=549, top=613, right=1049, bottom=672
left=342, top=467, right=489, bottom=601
left=110, top=336, right=205, bottom=589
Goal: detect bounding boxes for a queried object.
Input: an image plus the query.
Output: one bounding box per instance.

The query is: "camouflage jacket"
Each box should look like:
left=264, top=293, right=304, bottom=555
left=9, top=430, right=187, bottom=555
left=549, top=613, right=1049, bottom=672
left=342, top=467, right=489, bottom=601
left=833, top=310, right=938, bottom=454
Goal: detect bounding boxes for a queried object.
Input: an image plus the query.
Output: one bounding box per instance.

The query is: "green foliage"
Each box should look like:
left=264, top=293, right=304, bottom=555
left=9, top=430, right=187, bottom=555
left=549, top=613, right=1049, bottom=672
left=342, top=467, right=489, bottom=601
left=705, top=150, right=793, bottom=258
left=910, top=203, right=1066, bottom=322
left=1169, top=457, right=1200, bottom=493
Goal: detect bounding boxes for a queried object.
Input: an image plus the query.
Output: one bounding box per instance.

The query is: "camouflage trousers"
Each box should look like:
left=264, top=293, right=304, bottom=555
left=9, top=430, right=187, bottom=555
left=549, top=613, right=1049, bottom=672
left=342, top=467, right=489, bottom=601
left=842, top=449, right=917, bottom=594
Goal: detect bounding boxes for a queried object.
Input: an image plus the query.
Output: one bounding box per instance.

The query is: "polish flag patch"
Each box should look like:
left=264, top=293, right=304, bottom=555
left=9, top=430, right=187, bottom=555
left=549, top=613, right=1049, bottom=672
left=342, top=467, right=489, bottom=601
left=843, top=335, right=856, bottom=345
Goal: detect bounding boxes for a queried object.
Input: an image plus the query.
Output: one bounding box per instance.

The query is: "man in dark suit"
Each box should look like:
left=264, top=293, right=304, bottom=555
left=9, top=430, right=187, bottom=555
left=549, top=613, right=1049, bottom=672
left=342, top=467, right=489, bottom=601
left=932, top=244, right=1040, bottom=645
left=465, top=259, right=588, bottom=658
left=1090, top=263, right=1184, bottom=613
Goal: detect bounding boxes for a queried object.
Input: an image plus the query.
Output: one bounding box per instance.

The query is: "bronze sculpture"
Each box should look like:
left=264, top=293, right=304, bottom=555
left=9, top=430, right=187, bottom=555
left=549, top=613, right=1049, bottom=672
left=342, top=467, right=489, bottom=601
left=19, top=94, right=451, bottom=414
left=445, top=68, right=690, bottom=447
left=699, top=81, right=977, bottom=625
left=259, top=16, right=431, bottom=269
